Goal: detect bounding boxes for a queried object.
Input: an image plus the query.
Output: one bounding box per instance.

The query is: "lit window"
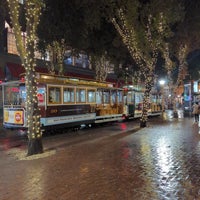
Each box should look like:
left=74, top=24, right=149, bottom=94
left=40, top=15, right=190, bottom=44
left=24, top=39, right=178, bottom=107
left=6, top=21, right=49, bottom=60
left=96, top=90, right=102, bottom=104
left=48, top=86, right=61, bottom=104
left=63, top=87, right=74, bottom=103
left=4, top=86, right=20, bottom=105
left=118, top=91, right=123, bottom=103
left=87, top=89, right=96, bottom=103
left=76, top=88, right=86, bottom=103
left=103, top=90, right=110, bottom=104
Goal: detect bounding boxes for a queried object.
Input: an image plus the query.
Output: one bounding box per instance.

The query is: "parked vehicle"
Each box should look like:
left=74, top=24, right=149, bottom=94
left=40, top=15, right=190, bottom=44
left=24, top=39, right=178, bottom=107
left=123, top=85, right=162, bottom=119
left=1, top=73, right=161, bottom=132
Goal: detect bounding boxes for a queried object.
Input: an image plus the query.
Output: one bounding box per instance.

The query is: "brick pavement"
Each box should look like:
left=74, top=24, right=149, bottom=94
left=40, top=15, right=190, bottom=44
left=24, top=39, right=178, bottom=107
left=0, top=111, right=200, bottom=200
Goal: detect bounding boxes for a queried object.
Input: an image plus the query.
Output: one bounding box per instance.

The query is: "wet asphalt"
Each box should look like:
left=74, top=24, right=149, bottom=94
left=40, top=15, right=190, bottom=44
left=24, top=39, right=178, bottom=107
left=0, top=110, right=200, bottom=200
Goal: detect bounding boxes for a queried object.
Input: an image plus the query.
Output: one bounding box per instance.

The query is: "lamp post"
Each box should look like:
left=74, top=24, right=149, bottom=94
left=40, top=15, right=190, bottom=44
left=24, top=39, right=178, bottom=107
left=159, top=79, right=166, bottom=114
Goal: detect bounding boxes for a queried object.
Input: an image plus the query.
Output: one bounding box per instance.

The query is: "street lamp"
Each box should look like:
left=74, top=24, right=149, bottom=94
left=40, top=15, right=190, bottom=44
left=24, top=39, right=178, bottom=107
left=159, top=79, right=166, bottom=114
left=159, top=79, right=166, bottom=86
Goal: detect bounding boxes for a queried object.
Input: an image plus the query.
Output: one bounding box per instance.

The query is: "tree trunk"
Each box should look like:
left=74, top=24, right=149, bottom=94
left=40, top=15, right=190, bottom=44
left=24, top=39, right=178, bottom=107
left=172, top=91, right=178, bottom=118
left=7, top=0, right=44, bottom=156
left=25, top=63, right=43, bottom=156
left=140, top=120, right=147, bottom=128
left=140, top=92, right=149, bottom=128
left=27, top=138, right=43, bottom=156
left=140, top=77, right=152, bottom=128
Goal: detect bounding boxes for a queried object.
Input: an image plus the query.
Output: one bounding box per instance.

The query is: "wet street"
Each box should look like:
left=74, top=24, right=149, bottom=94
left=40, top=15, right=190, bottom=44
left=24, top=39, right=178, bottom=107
left=0, top=110, right=200, bottom=200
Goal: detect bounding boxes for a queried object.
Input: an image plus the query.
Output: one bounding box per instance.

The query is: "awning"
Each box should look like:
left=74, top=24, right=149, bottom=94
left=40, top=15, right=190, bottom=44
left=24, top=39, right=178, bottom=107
left=65, top=72, right=94, bottom=80
left=35, top=66, right=48, bottom=73
left=6, top=62, right=48, bottom=78
left=6, top=62, right=25, bottom=78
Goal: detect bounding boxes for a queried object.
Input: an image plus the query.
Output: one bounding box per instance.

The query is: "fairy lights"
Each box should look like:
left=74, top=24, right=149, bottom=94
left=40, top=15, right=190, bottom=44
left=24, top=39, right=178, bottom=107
left=7, top=0, right=43, bottom=155
left=112, top=8, right=167, bottom=127
left=173, top=44, right=188, bottom=112
left=92, top=54, right=110, bottom=81
left=47, top=39, right=66, bottom=75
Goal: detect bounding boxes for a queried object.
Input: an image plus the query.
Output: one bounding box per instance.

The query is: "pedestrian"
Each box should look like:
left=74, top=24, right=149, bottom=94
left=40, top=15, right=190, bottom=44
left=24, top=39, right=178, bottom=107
left=192, top=102, right=200, bottom=123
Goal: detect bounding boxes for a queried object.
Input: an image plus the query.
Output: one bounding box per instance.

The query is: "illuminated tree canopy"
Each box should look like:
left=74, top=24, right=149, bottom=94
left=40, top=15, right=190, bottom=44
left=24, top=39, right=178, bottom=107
left=111, top=0, right=184, bottom=126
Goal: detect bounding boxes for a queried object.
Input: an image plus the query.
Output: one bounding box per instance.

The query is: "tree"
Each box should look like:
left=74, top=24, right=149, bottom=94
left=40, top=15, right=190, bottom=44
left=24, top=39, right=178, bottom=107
left=90, top=54, right=110, bottom=81
left=187, top=50, right=200, bottom=80
left=46, top=40, right=66, bottom=75
left=0, top=0, right=9, bottom=52
left=111, top=0, right=182, bottom=127
left=7, top=0, right=43, bottom=155
left=37, top=0, right=90, bottom=74
left=161, top=0, right=200, bottom=115
left=37, top=0, right=134, bottom=80
left=85, top=17, right=132, bottom=81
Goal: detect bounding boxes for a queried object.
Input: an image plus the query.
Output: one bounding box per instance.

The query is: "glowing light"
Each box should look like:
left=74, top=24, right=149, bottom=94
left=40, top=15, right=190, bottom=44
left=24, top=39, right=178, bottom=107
left=159, top=79, right=166, bottom=86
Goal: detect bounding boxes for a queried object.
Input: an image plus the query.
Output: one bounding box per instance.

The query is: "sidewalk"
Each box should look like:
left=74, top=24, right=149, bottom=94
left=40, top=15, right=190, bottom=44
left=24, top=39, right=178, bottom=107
left=0, top=109, right=196, bottom=158
left=0, top=110, right=200, bottom=200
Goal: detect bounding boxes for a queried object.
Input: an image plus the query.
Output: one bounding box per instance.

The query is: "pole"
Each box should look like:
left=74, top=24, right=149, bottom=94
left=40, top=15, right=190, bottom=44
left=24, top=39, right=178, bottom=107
left=159, top=79, right=166, bottom=115
left=161, top=86, right=165, bottom=114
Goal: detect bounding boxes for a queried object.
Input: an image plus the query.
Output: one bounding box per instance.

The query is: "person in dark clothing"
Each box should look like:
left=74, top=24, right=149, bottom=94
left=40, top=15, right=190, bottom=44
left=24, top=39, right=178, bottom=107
left=192, top=102, right=200, bottom=123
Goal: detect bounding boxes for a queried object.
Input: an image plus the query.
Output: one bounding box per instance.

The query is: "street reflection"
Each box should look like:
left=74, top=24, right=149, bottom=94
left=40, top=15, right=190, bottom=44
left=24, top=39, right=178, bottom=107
left=121, top=141, right=132, bottom=159
left=119, top=123, right=127, bottom=131
left=0, top=137, right=26, bottom=151
left=156, top=137, right=172, bottom=174
left=163, top=109, right=184, bottom=120
left=1, top=138, right=10, bottom=150
left=121, top=123, right=197, bottom=199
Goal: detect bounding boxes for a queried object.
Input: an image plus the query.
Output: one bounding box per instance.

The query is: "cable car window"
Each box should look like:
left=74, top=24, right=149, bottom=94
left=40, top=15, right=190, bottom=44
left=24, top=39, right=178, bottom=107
left=48, top=86, right=61, bottom=104
left=76, top=88, right=86, bottom=103
left=118, top=91, right=123, bottom=103
left=127, top=91, right=134, bottom=103
left=103, top=90, right=110, bottom=104
left=87, top=89, right=96, bottom=103
left=111, top=90, right=117, bottom=104
left=96, top=90, right=102, bottom=104
left=135, top=92, right=143, bottom=110
left=151, top=94, right=158, bottom=103
left=4, top=85, right=20, bottom=105
left=63, top=87, right=75, bottom=103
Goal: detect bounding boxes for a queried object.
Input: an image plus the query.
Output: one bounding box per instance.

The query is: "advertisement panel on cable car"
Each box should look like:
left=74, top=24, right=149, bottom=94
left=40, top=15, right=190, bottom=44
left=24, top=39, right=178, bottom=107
left=4, top=108, right=24, bottom=125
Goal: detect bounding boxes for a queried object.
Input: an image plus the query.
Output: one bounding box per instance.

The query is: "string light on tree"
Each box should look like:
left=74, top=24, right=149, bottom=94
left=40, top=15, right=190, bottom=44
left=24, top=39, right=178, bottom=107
left=112, top=8, right=167, bottom=127
left=7, top=0, right=44, bottom=155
